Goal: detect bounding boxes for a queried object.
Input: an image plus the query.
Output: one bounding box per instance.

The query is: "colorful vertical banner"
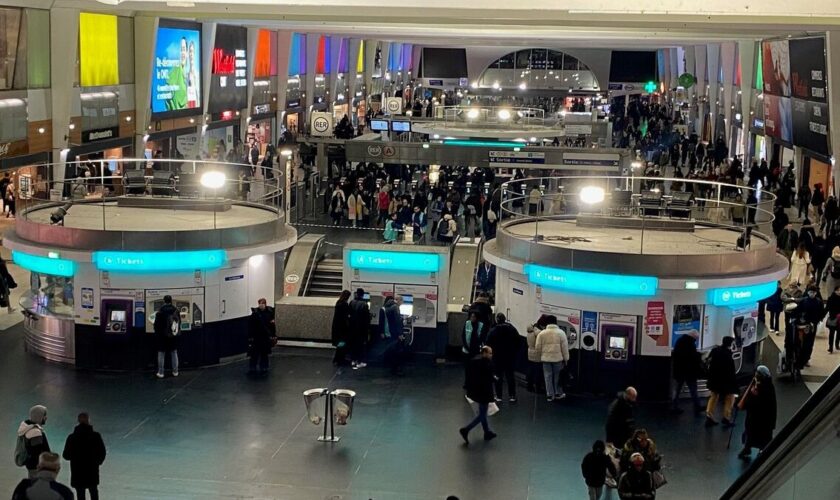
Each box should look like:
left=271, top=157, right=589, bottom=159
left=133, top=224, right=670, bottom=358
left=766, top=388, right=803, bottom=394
left=356, top=40, right=365, bottom=74
left=316, top=36, right=331, bottom=74
left=337, top=38, right=349, bottom=74
left=79, top=13, right=119, bottom=86
left=401, top=44, right=413, bottom=73
left=254, top=29, right=273, bottom=79
left=289, top=33, right=307, bottom=76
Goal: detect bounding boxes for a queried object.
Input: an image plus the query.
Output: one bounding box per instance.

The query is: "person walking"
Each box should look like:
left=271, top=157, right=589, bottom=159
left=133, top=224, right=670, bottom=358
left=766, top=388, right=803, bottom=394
left=62, top=412, right=106, bottom=500
left=737, top=365, right=778, bottom=460
left=581, top=440, right=618, bottom=500
left=5, top=178, right=16, bottom=218
left=331, top=290, right=352, bottom=366
left=705, top=336, right=739, bottom=427
left=617, top=453, right=656, bottom=500
left=348, top=288, right=370, bottom=369
left=606, top=387, right=638, bottom=447
left=535, top=315, right=570, bottom=401
left=820, top=246, right=840, bottom=299
left=795, top=285, right=825, bottom=367
left=461, top=311, right=487, bottom=359
left=154, top=295, right=181, bottom=378
left=671, top=333, right=704, bottom=414
left=486, top=313, right=521, bottom=402
left=247, top=298, right=276, bottom=375
left=379, top=296, right=406, bottom=375
left=0, top=256, right=18, bottom=313
left=16, top=405, right=50, bottom=479
left=825, top=285, right=840, bottom=353
left=12, top=452, right=73, bottom=500
left=788, top=242, right=812, bottom=288
left=383, top=212, right=400, bottom=243
left=329, top=185, right=345, bottom=226
left=526, top=315, right=549, bottom=393
left=766, top=281, right=784, bottom=335
left=459, top=346, right=497, bottom=444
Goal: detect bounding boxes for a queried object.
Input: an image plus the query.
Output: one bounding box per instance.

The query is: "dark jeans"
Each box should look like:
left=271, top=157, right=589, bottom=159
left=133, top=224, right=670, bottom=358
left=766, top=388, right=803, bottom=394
left=76, top=487, right=99, bottom=500
left=673, top=378, right=701, bottom=409
left=333, top=343, right=348, bottom=365
left=526, top=361, right=544, bottom=392
left=799, top=329, right=817, bottom=368
left=494, top=364, right=516, bottom=399
left=249, top=351, right=269, bottom=372
left=829, top=327, right=840, bottom=352
left=383, top=338, right=406, bottom=373
left=464, top=402, right=491, bottom=434
left=769, top=311, right=781, bottom=331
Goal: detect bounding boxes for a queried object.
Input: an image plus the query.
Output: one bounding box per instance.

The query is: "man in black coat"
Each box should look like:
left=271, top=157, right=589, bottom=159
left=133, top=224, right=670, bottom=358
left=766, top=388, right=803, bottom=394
left=247, top=298, right=277, bottom=375
left=738, top=365, right=777, bottom=460
left=486, top=313, right=521, bottom=402
left=62, top=413, right=106, bottom=500
left=605, top=387, right=637, bottom=447
left=671, top=333, right=704, bottom=414
left=348, top=288, right=371, bottom=369
left=154, top=295, right=181, bottom=379
left=581, top=439, right=618, bottom=500
left=459, top=346, right=497, bottom=444
left=705, top=336, right=739, bottom=427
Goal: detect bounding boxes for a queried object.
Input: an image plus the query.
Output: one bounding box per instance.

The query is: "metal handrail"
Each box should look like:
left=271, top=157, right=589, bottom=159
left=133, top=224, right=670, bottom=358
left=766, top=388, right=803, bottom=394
left=302, top=237, right=325, bottom=297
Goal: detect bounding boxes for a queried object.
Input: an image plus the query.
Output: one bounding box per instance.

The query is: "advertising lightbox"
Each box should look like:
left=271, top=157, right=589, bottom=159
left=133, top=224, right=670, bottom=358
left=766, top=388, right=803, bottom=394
left=209, top=24, right=248, bottom=114
left=151, top=20, right=202, bottom=116
left=79, top=13, right=119, bottom=87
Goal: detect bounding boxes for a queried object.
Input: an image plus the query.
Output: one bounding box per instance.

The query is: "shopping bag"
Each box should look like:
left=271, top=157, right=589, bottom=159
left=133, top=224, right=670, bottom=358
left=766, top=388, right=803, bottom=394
left=464, top=395, right=500, bottom=416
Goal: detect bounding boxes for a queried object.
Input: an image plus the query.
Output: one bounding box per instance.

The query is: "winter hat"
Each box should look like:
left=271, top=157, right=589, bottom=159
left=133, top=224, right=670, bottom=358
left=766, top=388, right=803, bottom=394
left=37, top=452, right=61, bottom=472
left=832, top=246, right=840, bottom=260
left=630, top=452, right=645, bottom=464
left=29, top=405, right=47, bottom=424
left=756, top=365, right=771, bottom=379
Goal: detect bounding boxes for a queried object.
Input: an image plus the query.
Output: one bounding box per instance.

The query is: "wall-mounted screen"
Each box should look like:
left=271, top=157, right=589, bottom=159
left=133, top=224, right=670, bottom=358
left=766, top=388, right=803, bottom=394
left=151, top=20, right=202, bottom=116
left=370, top=119, right=389, bottom=131
left=209, top=24, right=247, bottom=114
left=80, top=13, right=119, bottom=87
left=391, top=121, right=410, bottom=132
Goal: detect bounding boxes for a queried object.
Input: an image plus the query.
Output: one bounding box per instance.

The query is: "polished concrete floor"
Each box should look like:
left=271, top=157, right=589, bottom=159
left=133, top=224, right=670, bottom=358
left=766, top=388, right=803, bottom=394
left=0, top=324, right=812, bottom=500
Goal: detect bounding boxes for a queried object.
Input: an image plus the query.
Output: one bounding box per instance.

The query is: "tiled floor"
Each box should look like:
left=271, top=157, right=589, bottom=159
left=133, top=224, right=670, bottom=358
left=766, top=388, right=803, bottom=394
left=0, top=327, right=811, bottom=499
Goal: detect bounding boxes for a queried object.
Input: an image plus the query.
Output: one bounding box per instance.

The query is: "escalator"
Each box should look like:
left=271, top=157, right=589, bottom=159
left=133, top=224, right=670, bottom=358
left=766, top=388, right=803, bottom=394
left=720, top=367, right=840, bottom=499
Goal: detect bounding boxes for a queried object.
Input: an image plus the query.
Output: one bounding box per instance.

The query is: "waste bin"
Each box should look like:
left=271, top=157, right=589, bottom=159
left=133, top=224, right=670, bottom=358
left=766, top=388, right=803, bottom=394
left=332, top=389, right=356, bottom=425
left=303, top=388, right=328, bottom=425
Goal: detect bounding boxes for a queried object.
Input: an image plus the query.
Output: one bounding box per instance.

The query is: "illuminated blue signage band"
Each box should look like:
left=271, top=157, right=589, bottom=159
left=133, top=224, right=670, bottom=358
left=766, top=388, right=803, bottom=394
left=349, top=250, right=440, bottom=273
left=709, top=282, right=776, bottom=307
left=93, top=250, right=226, bottom=272
left=12, top=251, right=76, bottom=277
left=525, top=264, right=658, bottom=296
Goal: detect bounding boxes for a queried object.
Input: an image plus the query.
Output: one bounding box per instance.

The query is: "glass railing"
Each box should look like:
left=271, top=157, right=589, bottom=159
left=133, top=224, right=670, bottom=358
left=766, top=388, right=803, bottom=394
left=16, top=159, right=285, bottom=231
left=497, top=175, right=775, bottom=255
left=432, top=105, right=557, bottom=127
left=720, top=366, right=840, bottom=499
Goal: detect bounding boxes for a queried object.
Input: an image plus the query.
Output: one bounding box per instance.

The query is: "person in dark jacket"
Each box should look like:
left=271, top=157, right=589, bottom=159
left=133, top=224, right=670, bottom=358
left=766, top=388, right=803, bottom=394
left=606, top=387, right=637, bottom=447
left=379, top=296, right=406, bottom=375
left=12, top=452, right=73, bottom=500
left=468, top=292, right=494, bottom=326
left=581, top=440, right=618, bottom=500
left=154, top=295, right=181, bottom=378
left=765, top=281, right=785, bottom=335
left=348, top=288, right=371, bottom=369
left=0, top=256, right=17, bottom=313
left=17, top=405, right=50, bottom=478
left=62, top=412, right=106, bottom=500
left=331, top=290, right=352, bottom=366
left=475, top=262, right=496, bottom=296
left=825, top=285, right=840, bottom=353
left=738, top=365, right=777, bottom=460
left=461, top=311, right=487, bottom=358
left=459, top=346, right=497, bottom=444
left=776, top=223, right=799, bottom=258
left=485, top=313, right=521, bottom=402
left=247, top=298, right=276, bottom=375
left=795, top=285, right=825, bottom=366
left=705, top=336, right=739, bottom=427
left=617, top=453, right=656, bottom=500
left=671, top=333, right=703, bottom=413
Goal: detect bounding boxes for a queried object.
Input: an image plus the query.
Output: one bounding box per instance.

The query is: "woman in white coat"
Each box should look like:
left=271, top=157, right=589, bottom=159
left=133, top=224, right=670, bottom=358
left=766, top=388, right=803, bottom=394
left=535, top=315, right=570, bottom=401
left=788, top=242, right=812, bottom=288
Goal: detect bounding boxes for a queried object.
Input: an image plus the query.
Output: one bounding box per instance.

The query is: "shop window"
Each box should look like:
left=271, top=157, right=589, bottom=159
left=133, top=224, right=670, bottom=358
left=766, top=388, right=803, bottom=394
left=21, top=272, right=75, bottom=317
left=285, top=76, right=302, bottom=108
left=0, top=98, right=27, bottom=141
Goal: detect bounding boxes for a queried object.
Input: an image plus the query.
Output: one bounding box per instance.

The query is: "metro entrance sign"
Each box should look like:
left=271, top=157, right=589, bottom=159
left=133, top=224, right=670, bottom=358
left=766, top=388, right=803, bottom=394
left=488, top=150, right=545, bottom=165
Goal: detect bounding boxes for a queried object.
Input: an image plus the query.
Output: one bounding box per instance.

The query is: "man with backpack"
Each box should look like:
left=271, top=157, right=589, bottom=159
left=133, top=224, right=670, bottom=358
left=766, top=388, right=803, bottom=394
left=154, top=295, right=181, bottom=378
left=16, top=405, right=51, bottom=478
left=437, top=213, right=456, bottom=244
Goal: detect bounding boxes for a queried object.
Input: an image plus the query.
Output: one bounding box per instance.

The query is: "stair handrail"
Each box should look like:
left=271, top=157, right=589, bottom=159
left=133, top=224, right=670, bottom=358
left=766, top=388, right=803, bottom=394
left=302, top=237, right=325, bottom=297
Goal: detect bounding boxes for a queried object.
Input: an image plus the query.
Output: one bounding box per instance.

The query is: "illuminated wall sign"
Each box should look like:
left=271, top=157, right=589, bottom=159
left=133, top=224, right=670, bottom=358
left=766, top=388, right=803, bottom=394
left=349, top=250, right=440, bottom=273
left=93, top=250, right=226, bottom=272
left=709, top=282, right=776, bottom=307
left=12, top=251, right=76, bottom=277
left=525, top=264, right=658, bottom=296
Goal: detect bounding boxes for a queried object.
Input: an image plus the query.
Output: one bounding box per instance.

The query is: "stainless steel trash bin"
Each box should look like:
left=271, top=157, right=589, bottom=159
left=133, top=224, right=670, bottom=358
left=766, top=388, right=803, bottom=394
left=303, top=388, right=328, bottom=425
left=332, top=389, right=356, bottom=425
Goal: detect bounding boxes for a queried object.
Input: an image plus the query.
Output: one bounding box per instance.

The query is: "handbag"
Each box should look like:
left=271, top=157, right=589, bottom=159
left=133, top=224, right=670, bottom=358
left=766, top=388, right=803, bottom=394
left=465, top=395, right=500, bottom=417
left=827, top=315, right=839, bottom=328
left=652, top=470, right=667, bottom=489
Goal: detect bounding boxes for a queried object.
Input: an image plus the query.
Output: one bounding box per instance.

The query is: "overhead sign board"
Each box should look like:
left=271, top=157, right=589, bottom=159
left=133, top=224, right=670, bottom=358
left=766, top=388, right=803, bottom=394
left=12, top=251, right=76, bottom=277
left=348, top=250, right=440, bottom=273
left=562, top=152, right=621, bottom=167
left=93, top=250, right=227, bottom=272
left=525, top=264, right=658, bottom=297
left=709, top=282, right=776, bottom=307
left=488, top=151, right=546, bottom=165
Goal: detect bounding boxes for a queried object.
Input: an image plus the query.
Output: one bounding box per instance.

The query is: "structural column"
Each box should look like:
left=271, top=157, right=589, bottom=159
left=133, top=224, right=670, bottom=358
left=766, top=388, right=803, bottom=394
left=738, top=40, right=757, bottom=163
left=826, top=31, right=840, bottom=192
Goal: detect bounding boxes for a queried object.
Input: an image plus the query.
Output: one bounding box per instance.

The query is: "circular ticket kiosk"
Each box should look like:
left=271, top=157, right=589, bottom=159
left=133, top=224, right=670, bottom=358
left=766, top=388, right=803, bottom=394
left=3, top=159, right=296, bottom=370
left=485, top=176, right=788, bottom=400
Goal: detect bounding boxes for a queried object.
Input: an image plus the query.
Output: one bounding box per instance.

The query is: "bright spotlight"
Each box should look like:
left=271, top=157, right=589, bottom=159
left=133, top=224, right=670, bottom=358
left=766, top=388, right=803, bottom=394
left=200, top=171, right=226, bottom=189
left=492, top=81, right=500, bottom=90
left=519, top=82, right=527, bottom=90
left=630, top=161, right=642, bottom=170
left=560, top=110, right=568, bottom=117
left=467, top=108, right=480, bottom=119
left=497, top=109, right=511, bottom=120
left=471, top=82, right=478, bottom=89
left=579, top=186, right=605, bottom=204
left=529, top=137, right=537, bottom=142
left=280, top=149, right=293, bottom=157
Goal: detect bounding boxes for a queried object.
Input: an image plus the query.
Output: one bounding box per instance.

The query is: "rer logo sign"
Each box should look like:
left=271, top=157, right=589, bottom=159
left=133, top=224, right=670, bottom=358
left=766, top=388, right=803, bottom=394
left=310, top=112, right=333, bottom=137
left=313, top=117, right=330, bottom=133
left=367, top=145, right=382, bottom=157
left=384, top=97, right=403, bottom=115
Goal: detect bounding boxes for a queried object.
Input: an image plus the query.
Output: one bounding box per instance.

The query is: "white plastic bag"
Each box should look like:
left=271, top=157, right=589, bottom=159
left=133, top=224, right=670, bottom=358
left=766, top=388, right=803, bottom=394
left=465, top=395, right=500, bottom=416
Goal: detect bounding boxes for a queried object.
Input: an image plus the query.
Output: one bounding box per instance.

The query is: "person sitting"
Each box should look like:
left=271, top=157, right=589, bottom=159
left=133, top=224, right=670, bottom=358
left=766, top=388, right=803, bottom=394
left=620, top=429, right=661, bottom=473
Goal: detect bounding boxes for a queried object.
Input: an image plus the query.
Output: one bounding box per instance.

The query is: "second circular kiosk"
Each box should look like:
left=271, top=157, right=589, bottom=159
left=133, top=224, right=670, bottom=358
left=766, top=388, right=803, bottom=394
left=3, top=160, right=296, bottom=370
left=485, top=176, right=788, bottom=400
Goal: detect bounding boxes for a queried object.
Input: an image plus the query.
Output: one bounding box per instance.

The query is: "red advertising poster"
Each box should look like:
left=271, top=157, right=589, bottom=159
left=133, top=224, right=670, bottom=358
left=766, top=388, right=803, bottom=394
left=645, top=301, right=666, bottom=337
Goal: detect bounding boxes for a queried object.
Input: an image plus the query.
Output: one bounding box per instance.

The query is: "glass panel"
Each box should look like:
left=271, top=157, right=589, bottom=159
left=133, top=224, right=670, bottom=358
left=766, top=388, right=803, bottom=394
left=25, top=9, right=50, bottom=88
left=80, top=92, right=119, bottom=132
left=515, top=50, right=530, bottom=70
left=0, top=98, right=27, bottom=141
left=0, top=8, right=22, bottom=90
left=563, top=54, right=579, bottom=70
left=118, top=16, right=134, bottom=84
left=22, top=272, right=75, bottom=317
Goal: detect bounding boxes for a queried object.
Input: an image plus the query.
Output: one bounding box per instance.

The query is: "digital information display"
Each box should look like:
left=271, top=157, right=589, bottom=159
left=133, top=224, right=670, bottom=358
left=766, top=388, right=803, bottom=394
left=152, top=21, right=202, bottom=115
left=370, top=120, right=389, bottom=131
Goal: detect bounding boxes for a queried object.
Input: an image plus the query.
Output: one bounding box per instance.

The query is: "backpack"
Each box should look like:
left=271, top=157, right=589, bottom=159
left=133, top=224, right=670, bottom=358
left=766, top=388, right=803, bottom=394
left=437, top=220, right=450, bottom=240
left=167, top=311, right=181, bottom=338
left=831, top=258, right=840, bottom=279
left=14, top=424, right=39, bottom=467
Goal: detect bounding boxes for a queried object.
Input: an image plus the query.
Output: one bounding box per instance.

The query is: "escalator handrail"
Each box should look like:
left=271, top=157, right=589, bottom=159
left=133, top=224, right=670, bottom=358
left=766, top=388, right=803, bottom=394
left=720, top=365, right=840, bottom=499
left=301, top=237, right=325, bottom=297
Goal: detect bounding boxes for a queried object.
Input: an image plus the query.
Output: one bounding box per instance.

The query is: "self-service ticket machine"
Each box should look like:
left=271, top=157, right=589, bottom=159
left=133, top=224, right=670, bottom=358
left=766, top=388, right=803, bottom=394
left=102, top=299, right=133, bottom=334
left=399, top=294, right=415, bottom=345
left=599, top=320, right=638, bottom=396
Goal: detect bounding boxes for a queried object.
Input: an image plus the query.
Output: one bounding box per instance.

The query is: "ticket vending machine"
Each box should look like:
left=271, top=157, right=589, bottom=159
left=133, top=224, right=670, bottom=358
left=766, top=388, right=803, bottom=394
left=399, top=294, right=415, bottom=345
left=102, top=299, right=133, bottom=334
left=599, top=322, right=637, bottom=396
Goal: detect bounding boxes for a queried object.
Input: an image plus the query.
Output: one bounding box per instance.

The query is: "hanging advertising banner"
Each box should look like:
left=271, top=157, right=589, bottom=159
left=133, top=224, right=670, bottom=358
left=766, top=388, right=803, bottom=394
left=209, top=25, right=248, bottom=114
left=789, top=37, right=827, bottom=102
left=761, top=40, right=791, bottom=97
left=763, top=94, right=793, bottom=144
left=79, top=13, right=119, bottom=87
left=152, top=20, right=202, bottom=115
left=791, top=99, right=830, bottom=156
left=644, top=301, right=666, bottom=337
left=176, top=133, right=200, bottom=159
left=671, top=305, right=703, bottom=348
